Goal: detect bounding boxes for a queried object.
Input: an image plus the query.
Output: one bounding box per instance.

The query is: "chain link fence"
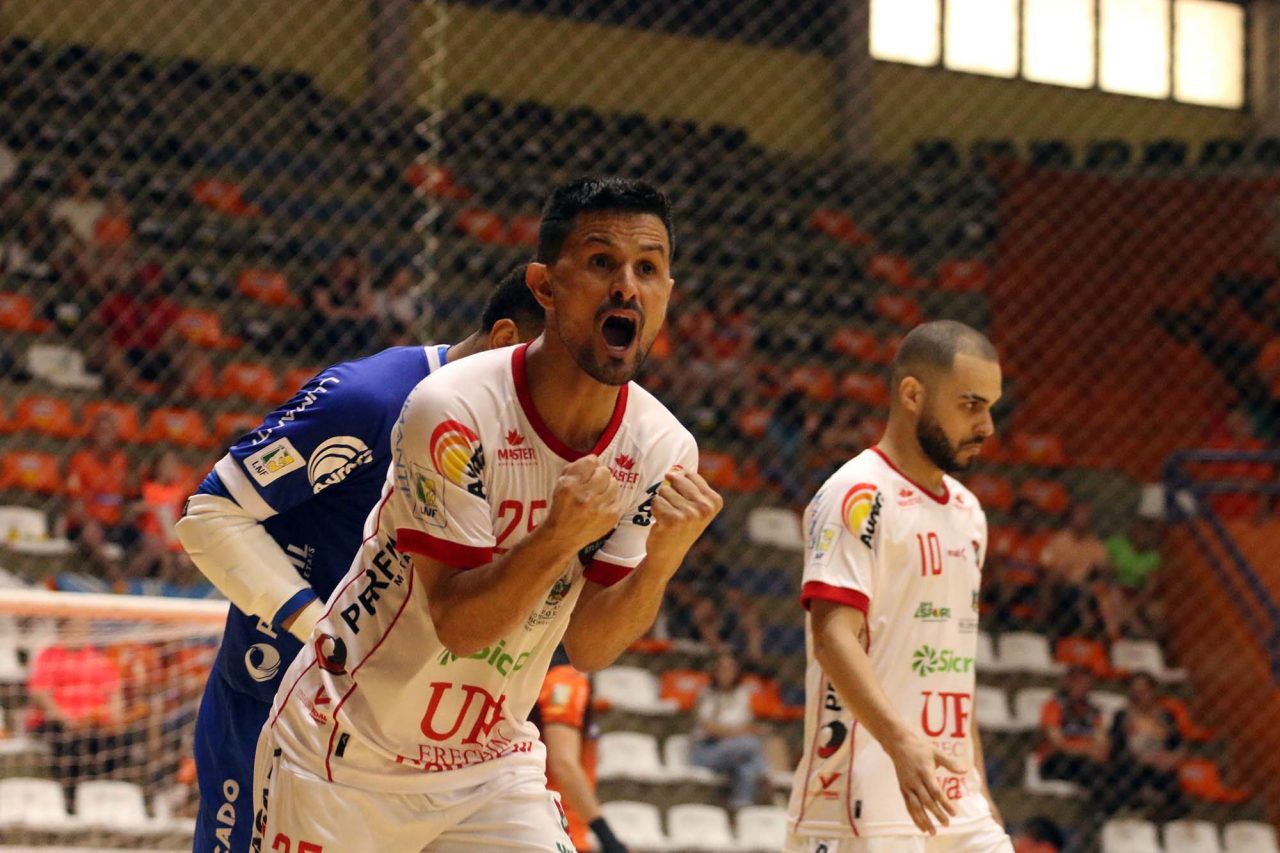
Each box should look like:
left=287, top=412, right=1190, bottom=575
left=0, top=1, right=1277, bottom=851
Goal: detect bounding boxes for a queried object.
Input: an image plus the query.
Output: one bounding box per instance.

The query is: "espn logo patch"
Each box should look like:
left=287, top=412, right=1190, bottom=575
left=245, top=437, right=304, bottom=486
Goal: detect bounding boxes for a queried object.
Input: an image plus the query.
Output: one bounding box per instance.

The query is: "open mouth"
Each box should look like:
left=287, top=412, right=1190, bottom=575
left=601, top=314, right=638, bottom=352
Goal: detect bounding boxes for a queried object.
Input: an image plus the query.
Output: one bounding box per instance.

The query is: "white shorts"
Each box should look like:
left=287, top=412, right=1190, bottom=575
left=785, top=820, right=1013, bottom=853
left=251, top=728, right=574, bottom=852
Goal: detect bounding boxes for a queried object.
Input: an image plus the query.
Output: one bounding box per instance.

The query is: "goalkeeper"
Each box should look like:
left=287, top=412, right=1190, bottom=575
left=176, top=268, right=543, bottom=853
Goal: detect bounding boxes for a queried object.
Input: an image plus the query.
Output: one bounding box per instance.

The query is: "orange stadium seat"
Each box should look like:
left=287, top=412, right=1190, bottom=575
left=215, top=411, right=262, bottom=444
left=831, top=328, right=880, bottom=363
left=191, top=178, right=259, bottom=217
left=839, top=372, right=889, bottom=408
left=143, top=407, right=213, bottom=449
left=454, top=208, right=506, bottom=244
left=964, top=473, right=1014, bottom=512
left=1018, top=478, right=1070, bottom=515
left=1054, top=637, right=1113, bottom=678
left=176, top=309, right=243, bottom=350
left=13, top=395, right=78, bottom=439
left=937, top=260, right=991, bottom=293
left=219, top=362, right=280, bottom=404
left=979, top=432, right=1009, bottom=464
left=1159, top=697, right=1215, bottom=743
left=698, top=451, right=740, bottom=491
left=238, top=269, right=297, bottom=308
left=872, top=293, right=924, bottom=327
left=867, top=253, right=915, bottom=288
left=808, top=208, right=873, bottom=246
left=0, top=450, right=61, bottom=494
left=80, top=401, right=141, bottom=443
left=0, top=292, right=51, bottom=333
left=660, top=670, right=711, bottom=712
left=403, top=161, right=470, bottom=200
left=1178, top=758, right=1250, bottom=804
left=879, top=333, right=903, bottom=364
left=1011, top=433, right=1068, bottom=468
left=282, top=367, right=321, bottom=395
left=0, top=400, right=11, bottom=434
left=737, top=407, right=771, bottom=440
left=505, top=214, right=541, bottom=247
left=790, top=366, right=836, bottom=402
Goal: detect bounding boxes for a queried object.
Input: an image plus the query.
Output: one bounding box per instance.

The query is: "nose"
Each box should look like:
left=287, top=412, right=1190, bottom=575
left=611, top=266, right=640, bottom=303
left=978, top=411, right=995, bottom=438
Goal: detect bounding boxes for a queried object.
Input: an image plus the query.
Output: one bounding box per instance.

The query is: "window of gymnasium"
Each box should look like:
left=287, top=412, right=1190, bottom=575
left=868, top=0, right=1245, bottom=109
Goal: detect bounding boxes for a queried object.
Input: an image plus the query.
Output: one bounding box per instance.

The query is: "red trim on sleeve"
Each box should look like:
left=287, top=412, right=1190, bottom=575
left=800, top=581, right=870, bottom=613
left=584, top=559, right=633, bottom=587
left=512, top=344, right=629, bottom=462
left=871, top=446, right=950, bottom=505
left=396, top=528, right=493, bottom=570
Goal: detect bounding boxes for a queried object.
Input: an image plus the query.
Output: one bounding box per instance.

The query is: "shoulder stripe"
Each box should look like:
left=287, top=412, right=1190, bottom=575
left=213, top=454, right=277, bottom=521
left=800, top=581, right=869, bottom=613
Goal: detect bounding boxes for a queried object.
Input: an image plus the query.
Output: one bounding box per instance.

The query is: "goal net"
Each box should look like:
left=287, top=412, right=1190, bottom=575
left=0, top=588, right=226, bottom=849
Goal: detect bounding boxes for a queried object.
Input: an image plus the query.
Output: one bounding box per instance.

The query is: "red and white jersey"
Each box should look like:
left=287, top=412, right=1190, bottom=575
left=268, top=343, right=697, bottom=793
left=788, top=447, right=992, bottom=839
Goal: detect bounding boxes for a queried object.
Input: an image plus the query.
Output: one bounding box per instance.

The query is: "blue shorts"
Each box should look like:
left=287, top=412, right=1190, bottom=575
left=193, top=672, right=271, bottom=853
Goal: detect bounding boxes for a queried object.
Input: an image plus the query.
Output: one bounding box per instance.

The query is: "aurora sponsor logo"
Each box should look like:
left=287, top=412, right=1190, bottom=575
left=841, top=483, right=883, bottom=548
left=429, top=420, right=486, bottom=498
left=308, top=435, right=373, bottom=493
left=910, top=644, right=974, bottom=677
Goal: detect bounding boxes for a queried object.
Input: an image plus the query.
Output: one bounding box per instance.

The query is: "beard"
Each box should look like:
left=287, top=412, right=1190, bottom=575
left=916, top=411, right=979, bottom=474
left=556, top=297, right=651, bottom=387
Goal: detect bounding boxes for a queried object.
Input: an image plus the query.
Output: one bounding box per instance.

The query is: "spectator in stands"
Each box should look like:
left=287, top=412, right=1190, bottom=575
left=93, top=189, right=133, bottom=249
left=50, top=166, right=104, bottom=244
left=372, top=265, right=422, bottom=347
left=61, top=411, right=141, bottom=577
left=1038, top=667, right=1111, bottom=810
left=132, top=451, right=214, bottom=596
left=986, top=499, right=1050, bottom=630
left=1041, top=503, right=1113, bottom=639
left=1103, top=517, right=1164, bottom=638
left=1109, top=673, right=1189, bottom=820
left=814, top=405, right=871, bottom=474
left=1011, top=815, right=1065, bottom=853
left=762, top=384, right=810, bottom=504
left=304, top=250, right=379, bottom=358
left=0, top=208, right=56, bottom=278
left=26, top=619, right=127, bottom=796
left=690, top=652, right=770, bottom=810
left=92, top=261, right=207, bottom=397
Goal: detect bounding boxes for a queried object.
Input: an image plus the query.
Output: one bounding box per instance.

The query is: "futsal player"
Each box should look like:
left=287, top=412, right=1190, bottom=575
left=251, top=177, right=722, bottom=851
left=176, top=266, right=543, bottom=853
left=787, top=320, right=1012, bottom=852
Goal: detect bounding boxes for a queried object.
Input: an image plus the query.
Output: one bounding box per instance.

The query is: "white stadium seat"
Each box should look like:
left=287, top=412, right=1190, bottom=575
left=662, top=733, right=719, bottom=783
left=1012, top=686, right=1055, bottom=731
left=1102, top=818, right=1163, bottom=853
left=746, top=507, right=803, bottom=550
left=975, top=631, right=1002, bottom=672
left=974, top=686, right=1018, bottom=732
left=1023, top=752, right=1085, bottom=798
left=1090, top=690, right=1128, bottom=725
left=735, top=805, right=788, bottom=851
left=1224, top=821, right=1280, bottom=853
left=1163, top=820, right=1222, bottom=853
left=600, top=801, right=670, bottom=850
left=1112, top=639, right=1188, bottom=682
left=26, top=343, right=102, bottom=390
left=596, top=732, right=667, bottom=783
left=667, top=803, right=734, bottom=851
left=0, top=639, right=26, bottom=684
left=0, top=776, right=77, bottom=832
left=76, top=780, right=167, bottom=834
left=595, top=666, right=678, bottom=715
left=996, top=632, right=1062, bottom=675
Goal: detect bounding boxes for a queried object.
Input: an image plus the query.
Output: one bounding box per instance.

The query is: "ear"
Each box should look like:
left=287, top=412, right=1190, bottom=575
left=486, top=318, right=521, bottom=349
left=898, top=376, right=925, bottom=414
left=526, top=262, right=555, bottom=311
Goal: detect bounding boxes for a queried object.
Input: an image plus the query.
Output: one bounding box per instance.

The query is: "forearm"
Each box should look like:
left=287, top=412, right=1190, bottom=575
left=31, top=689, right=70, bottom=725
left=422, top=529, right=578, bottom=657
left=814, top=617, right=910, bottom=748
left=563, top=545, right=681, bottom=671
left=547, top=754, right=603, bottom=824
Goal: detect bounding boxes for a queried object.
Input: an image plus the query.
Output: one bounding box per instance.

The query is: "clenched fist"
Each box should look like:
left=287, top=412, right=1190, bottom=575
left=648, top=468, right=723, bottom=557
left=543, top=454, right=625, bottom=551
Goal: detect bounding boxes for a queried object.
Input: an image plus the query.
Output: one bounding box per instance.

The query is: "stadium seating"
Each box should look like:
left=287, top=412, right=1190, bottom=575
left=13, top=395, right=78, bottom=439
left=1111, top=639, right=1188, bottom=682
left=0, top=450, right=62, bottom=494
left=995, top=633, right=1061, bottom=675
left=0, top=777, right=76, bottom=833
left=973, top=686, right=1018, bottom=732
left=661, top=734, right=719, bottom=784
left=597, top=732, right=668, bottom=783
left=595, top=667, right=678, bottom=715
left=75, top=780, right=168, bottom=834
left=735, top=805, right=789, bottom=851
left=79, top=401, right=141, bottom=442
left=1224, top=821, right=1279, bottom=853
left=1024, top=753, right=1086, bottom=798
left=600, top=801, right=670, bottom=850
left=1102, top=819, right=1163, bottom=853
left=666, top=803, right=735, bottom=851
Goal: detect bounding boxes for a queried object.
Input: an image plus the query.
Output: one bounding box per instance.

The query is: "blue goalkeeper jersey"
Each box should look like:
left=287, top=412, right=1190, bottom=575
left=195, top=344, right=450, bottom=704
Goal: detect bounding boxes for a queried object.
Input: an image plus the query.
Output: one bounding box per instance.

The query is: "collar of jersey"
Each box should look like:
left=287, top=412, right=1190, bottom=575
left=871, top=446, right=950, bottom=505
left=512, top=342, right=629, bottom=462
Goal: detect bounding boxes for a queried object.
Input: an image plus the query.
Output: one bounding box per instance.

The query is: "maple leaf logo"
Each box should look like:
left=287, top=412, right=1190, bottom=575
left=506, top=429, right=525, bottom=446
left=615, top=454, right=635, bottom=470
left=900, top=488, right=914, bottom=498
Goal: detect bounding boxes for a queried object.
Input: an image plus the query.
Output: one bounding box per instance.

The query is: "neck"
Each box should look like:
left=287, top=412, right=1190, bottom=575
left=877, top=417, right=946, bottom=493
left=523, top=336, right=623, bottom=454
left=445, top=332, right=486, bottom=362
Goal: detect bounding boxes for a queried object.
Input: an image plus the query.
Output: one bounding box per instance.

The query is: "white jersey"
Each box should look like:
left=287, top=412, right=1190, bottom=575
left=788, top=448, right=992, bottom=839
left=267, top=343, right=697, bottom=793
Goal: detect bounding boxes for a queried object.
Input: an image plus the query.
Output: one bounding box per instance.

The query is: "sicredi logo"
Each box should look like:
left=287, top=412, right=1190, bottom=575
left=911, top=644, right=974, bottom=677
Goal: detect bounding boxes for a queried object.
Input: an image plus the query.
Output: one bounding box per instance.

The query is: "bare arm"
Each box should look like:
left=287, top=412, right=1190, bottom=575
left=811, top=599, right=963, bottom=834
left=563, top=470, right=722, bottom=672
left=544, top=723, right=603, bottom=824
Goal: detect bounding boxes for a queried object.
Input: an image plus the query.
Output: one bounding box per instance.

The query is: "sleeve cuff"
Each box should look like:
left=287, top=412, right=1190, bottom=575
left=584, top=559, right=634, bottom=587
left=397, top=528, right=494, bottom=570
left=801, top=581, right=870, bottom=613
left=272, top=588, right=319, bottom=631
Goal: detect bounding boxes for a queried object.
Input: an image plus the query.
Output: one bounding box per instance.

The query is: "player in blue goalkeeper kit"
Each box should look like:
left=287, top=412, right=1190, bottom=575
left=176, top=267, right=544, bottom=853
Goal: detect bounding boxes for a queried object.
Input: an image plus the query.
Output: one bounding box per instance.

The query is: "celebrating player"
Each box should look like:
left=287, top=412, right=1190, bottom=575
left=175, top=267, right=543, bottom=853
left=251, top=177, right=721, bottom=851
left=787, top=320, right=1011, bottom=852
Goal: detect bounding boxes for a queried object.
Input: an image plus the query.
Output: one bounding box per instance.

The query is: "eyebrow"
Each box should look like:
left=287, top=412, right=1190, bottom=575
left=583, top=234, right=668, bottom=258
left=960, top=393, right=991, bottom=404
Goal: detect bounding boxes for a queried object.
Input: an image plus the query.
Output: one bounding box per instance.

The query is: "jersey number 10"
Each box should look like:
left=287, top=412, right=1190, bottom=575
left=917, top=532, right=943, bottom=577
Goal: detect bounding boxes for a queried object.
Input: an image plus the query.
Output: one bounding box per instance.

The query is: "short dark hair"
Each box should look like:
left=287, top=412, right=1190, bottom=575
left=480, top=264, right=544, bottom=335
left=890, top=320, right=998, bottom=390
left=536, top=177, right=674, bottom=263
left=1018, top=816, right=1064, bottom=849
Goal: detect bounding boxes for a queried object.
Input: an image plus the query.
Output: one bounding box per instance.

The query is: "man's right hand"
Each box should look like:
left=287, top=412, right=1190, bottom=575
left=543, top=455, right=624, bottom=551
left=885, top=730, right=964, bottom=835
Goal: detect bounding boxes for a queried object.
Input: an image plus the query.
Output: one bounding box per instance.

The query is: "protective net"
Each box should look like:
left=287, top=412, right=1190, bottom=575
left=0, top=0, right=1277, bottom=850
